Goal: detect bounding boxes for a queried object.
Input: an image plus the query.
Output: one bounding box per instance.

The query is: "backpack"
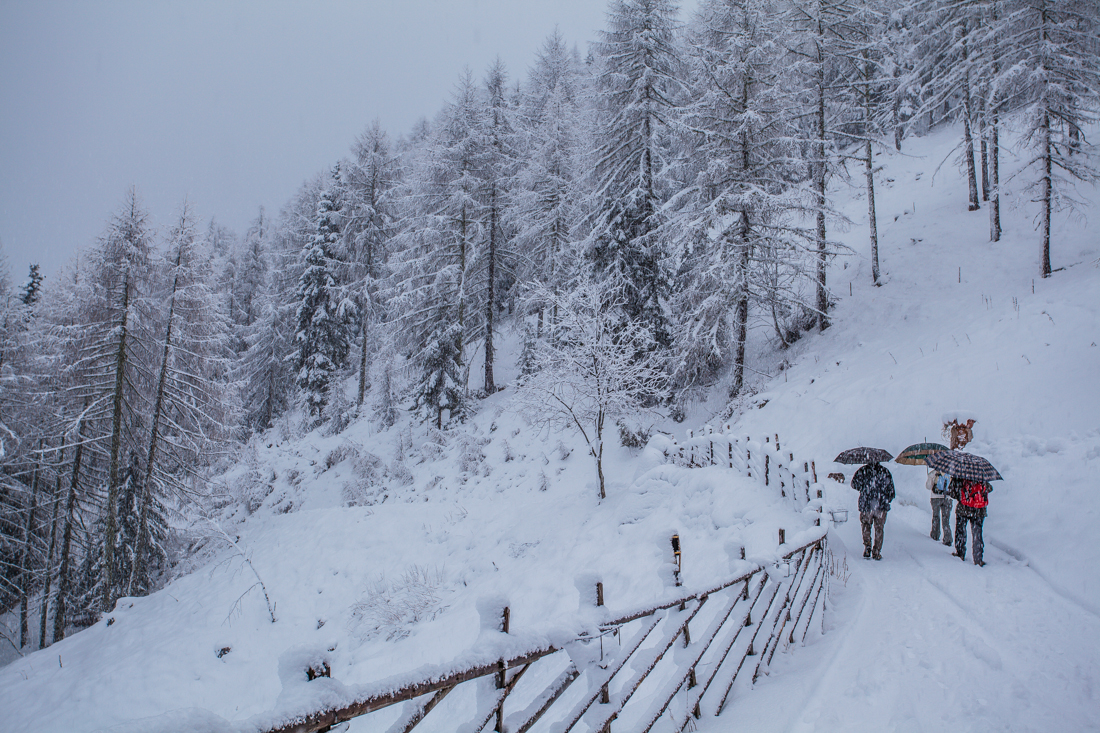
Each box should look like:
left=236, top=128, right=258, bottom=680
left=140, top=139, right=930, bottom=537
left=960, top=480, right=989, bottom=509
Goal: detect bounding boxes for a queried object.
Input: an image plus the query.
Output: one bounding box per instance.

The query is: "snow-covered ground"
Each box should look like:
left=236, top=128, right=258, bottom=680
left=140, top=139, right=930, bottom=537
left=2, top=125, right=1097, bottom=732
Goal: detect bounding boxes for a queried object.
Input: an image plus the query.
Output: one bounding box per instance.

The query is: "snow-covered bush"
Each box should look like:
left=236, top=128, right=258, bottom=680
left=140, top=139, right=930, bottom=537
left=342, top=450, right=386, bottom=507
left=349, top=566, right=451, bottom=641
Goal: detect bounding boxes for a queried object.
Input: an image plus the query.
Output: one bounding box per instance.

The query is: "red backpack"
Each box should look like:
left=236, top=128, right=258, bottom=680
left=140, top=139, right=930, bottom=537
left=960, top=480, right=989, bottom=509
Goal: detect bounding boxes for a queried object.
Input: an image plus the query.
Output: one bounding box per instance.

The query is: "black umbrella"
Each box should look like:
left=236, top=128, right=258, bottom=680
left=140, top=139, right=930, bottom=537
left=834, top=447, right=893, bottom=465
left=895, top=442, right=950, bottom=466
left=924, top=449, right=1003, bottom=482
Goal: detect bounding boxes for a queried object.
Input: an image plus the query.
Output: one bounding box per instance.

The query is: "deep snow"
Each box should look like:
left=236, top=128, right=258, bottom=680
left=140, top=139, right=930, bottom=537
left=1, top=124, right=1098, bottom=732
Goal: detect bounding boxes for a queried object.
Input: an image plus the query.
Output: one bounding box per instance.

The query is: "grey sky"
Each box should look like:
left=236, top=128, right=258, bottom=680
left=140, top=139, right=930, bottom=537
left=0, top=0, right=697, bottom=287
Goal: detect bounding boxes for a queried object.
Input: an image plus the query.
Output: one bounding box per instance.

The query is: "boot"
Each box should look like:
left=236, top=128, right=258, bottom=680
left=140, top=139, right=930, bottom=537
left=863, top=547, right=872, bottom=559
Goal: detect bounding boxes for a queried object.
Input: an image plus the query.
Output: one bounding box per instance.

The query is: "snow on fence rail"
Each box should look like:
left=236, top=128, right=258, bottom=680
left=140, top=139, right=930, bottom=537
left=665, top=425, right=825, bottom=513
left=257, top=528, right=829, bottom=733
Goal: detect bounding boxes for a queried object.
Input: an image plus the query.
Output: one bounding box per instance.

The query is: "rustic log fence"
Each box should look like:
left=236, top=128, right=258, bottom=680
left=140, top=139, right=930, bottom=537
left=666, top=425, right=823, bottom=511
left=263, top=529, right=828, bottom=733
left=259, top=428, right=831, bottom=733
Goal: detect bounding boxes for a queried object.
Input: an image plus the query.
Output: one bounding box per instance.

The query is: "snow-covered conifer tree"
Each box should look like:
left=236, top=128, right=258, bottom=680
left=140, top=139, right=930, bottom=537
left=294, top=167, right=356, bottom=419
left=588, top=0, right=685, bottom=350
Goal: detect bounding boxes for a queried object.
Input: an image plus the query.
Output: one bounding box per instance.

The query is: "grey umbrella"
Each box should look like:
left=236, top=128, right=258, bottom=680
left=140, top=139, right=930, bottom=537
left=834, top=447, right=894, bottom=465
left=924, top=449, right=1003, bottom=482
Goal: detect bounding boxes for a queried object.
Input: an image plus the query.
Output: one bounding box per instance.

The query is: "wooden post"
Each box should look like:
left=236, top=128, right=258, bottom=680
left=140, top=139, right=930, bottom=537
left=597, top=583, right=610, bottom=706
left=779, top=528, right=786, bottom=546
left=775, top=434, right=780, bottom=450
left=671, top=534, right=682, bottom=587
left=496, top=606, right=510, bottom=733
left=729, top=441, right=733, bottom=469
left=811, top=461, right=818, bottom=482
left=765, top=454, right=770, bottom=486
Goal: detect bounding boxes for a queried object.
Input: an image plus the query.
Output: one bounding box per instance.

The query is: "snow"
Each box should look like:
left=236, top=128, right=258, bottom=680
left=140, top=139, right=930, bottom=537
left=2, top=124, right=1099, bottom=732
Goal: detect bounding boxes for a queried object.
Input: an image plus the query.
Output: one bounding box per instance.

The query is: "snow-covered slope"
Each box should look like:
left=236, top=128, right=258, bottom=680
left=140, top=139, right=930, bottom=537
left=2, top=125, right=1097, bottom=732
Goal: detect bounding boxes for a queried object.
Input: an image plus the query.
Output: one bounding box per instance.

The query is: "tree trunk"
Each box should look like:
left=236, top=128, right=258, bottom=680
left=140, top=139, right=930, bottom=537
left=38, top=445, right=64, bottom=649
left=484, top=184, right=497, bottom=395
left=961, top=29, right=980, bottom=212
left=53, top=413, right=87, bottom=643
left=104, top=275, right=131, bottom=612
left=19, top=448, right=42, bottom=648
left=1041, top=110, right=1052, bottom=277
left=815, top=75, right=829, bottom=330
left=989, top=1, right=1002, bottom=242
left=990, top=119, right=1001, bottom=242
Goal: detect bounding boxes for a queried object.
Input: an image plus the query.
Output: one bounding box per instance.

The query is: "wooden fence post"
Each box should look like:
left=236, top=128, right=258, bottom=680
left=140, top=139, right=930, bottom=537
left=765, top=454, right=770, bottom=486
left=597, top=582, right=610, bottom=706
left=779, top=528, right=786, bottom=546
left=496, top=607, right=510, bottom=733
left=672, top=534, right=682, bottom=588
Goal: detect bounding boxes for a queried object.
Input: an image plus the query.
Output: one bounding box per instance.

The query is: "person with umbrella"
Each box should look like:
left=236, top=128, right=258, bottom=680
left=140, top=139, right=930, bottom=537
left=895, top=442, right=952, bottom=545
left=924, top=450, right=1003, bottom=567
left=837, top=448, right=896, bottom=560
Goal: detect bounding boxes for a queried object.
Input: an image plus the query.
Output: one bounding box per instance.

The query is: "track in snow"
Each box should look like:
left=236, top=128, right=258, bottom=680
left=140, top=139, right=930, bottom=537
left=696, top=505, right=1100, bottom=732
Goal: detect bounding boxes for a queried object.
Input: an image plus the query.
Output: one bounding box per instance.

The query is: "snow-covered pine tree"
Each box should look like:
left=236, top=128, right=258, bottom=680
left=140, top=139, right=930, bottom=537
left=20, top=264, right=43, bottom=307
left=231, top=206, right=271, bottom=354
left=672, top=0, right=809, bottom=402
left=64, top=188, right=156, bottom=613
left=388, top=69, right=486, bottom=405
left=344, top=120, right=396, bottom=406
left=413, top=322, right=465, bottom=430
left=834, top=0, right=896, bottom=284
left=238, top=188, right=318, bottom=434
left=914, top=0, right=986, bottom=212
left=130, top=203, right=235, bottom=597
left=508, top=30, right=589, bottom=335
left=1003, top=0, right=1100, bottom=276
left=474, top=58, right=517, bottom=395
left=785, top=0, right=858, bottom=331
left=294, top=166, right=356, bottom=420
left=587, top=0, right=684, bottom=351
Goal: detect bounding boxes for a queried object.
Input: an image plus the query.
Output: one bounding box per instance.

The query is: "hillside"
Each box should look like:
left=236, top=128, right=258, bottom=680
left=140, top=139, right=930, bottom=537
left=1, top=125, right=1098, bottom=732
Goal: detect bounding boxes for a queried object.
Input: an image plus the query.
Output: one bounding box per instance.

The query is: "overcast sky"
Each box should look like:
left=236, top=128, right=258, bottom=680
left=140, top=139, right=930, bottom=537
left=0, top=0, right=697, bottom=288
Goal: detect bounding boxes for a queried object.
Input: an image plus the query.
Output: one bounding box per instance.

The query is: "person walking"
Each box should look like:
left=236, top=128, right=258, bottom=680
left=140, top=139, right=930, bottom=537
left=928, top=469, right=953, bottom=545
left=851, top=462, right=895, bottom=560
left=952, top=477, right=991, bottom=566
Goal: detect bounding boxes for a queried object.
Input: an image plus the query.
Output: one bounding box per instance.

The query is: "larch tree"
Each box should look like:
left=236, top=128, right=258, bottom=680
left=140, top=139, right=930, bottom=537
left=1005, top=0, right=1100, bottom=276
left=588, top=0, right=685, bottom=351
left=673, top=0, right=796, bottom=401
left=508, top=30, right=589, bottom=336
left=343, top=120, right=396, bottom=407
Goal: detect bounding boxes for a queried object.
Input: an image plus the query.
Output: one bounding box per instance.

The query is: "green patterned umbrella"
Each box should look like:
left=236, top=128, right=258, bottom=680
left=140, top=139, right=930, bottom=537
left=895, top=442, right=950, bottom=466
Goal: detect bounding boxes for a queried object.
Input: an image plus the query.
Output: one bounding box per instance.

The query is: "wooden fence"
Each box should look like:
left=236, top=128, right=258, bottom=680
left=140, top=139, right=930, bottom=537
left=261, top=428, right=830, bottom=733
left=666, top=426, right=823, bottom=509
left=265, top=531, right=828, bottom=733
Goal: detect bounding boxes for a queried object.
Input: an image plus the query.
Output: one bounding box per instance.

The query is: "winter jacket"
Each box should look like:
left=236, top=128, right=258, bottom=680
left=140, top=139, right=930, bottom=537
left=851, top=463, right=896, bottom=514
left=927, top=471, right=950, bottom=496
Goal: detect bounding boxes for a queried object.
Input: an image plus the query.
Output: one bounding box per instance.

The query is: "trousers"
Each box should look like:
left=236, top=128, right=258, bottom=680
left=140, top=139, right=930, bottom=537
left=860, top=510, right=887, bottom=555
left=930, top=496, right=953, bottom=543
left=955, top=512, right=985, bottom=564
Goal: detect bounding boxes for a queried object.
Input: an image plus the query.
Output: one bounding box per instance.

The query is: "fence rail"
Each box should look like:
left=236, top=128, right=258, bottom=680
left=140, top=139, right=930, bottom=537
left=262, top=428, right=830, bottom=733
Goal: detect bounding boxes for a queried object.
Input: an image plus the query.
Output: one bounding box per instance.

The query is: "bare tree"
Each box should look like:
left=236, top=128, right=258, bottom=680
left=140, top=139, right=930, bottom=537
left=513, top=278, right=666, bottom=500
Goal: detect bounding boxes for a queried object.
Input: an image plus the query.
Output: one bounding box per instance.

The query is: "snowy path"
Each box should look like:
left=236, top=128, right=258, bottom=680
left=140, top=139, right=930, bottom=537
left=707, top=505, right=1100, bottom=732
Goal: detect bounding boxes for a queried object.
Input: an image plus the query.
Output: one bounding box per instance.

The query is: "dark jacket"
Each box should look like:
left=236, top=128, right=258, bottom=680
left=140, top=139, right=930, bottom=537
left=851, top=463, right=896, bottom=513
